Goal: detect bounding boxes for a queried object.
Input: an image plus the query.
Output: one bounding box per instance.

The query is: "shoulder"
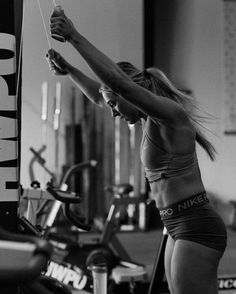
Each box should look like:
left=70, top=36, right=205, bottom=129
left=149, top=109, right=194, bottom=131
left=150, top=114, right=196, bottom=143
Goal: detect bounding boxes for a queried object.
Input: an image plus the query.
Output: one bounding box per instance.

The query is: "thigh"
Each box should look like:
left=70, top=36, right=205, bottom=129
left=164, top=235, right=175, bottom=294
left=171, top=239, right=223, bottom=294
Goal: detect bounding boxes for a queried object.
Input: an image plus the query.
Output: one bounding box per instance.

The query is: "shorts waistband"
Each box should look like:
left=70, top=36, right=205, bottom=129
left=159, top=192, right=209, bottom=220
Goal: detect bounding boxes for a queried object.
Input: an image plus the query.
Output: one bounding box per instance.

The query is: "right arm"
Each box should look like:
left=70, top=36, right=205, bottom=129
left=68, top=66, right=104, bottom=107
left=46, top=49, right=105, bottom=107
left=49, top=10, right=191, bottom=125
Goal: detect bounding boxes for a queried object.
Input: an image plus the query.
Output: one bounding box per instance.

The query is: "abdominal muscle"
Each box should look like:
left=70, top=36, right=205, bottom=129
left=149, top=168, right=205, bottom=209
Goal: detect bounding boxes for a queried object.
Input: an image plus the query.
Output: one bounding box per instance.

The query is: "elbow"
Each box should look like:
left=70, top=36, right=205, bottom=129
left=95, top=97, right=105, bottom=107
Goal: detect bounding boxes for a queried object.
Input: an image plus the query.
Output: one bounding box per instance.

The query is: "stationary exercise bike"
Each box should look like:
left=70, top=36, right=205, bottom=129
left=20, top=184, right=93, bottom=292
left=0, top=223, right=108, bottom=294
left=0, top=224, right=73, bottom=294
left=22, top=148, right=146, bottom=292
left=25, top=146, right=170, bottom=294
left=107, top=182, right=170, bottom=294
left=22, top=182, right=150, bottom=293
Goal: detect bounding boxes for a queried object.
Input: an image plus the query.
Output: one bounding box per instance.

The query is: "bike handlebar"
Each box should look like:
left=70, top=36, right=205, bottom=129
left=46, top=186, right=91, bottom=231
left=0, top=227, right=52, bottom=283
left=46, top=185, right=81, bottom=203
left=60, top=160, right=97, bottom=185
left=64, top=203, right=91, bottom=231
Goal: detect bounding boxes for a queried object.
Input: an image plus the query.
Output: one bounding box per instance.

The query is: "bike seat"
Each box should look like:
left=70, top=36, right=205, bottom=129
left=112, top=265, right=148, bottom=283
left=105, top=183, right=133, bottom=196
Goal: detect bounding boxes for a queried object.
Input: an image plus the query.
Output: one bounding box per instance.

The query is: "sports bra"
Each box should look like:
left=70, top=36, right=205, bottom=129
left=140, top=121, right=199, bottom=183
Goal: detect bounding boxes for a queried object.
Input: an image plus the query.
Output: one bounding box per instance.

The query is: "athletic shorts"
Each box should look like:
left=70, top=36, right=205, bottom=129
left=159, top=192, right=227, bottom=253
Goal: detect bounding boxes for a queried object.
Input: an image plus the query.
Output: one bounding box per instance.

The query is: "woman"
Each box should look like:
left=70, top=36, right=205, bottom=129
left=46, top=7, right=227, bottom=294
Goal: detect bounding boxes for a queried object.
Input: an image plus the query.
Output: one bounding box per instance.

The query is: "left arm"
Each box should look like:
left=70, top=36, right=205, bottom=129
left=50, top=10, right=189, bottom=124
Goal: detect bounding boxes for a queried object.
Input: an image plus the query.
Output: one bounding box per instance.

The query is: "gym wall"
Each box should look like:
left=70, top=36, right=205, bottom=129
left=151, top=0, right=236, bottom=224
left=21, top=0, right=143, bottom=219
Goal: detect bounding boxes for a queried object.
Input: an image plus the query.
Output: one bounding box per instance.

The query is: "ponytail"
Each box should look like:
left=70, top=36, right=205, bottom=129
left=147, top=67, right=217, bottom=161
left=117, top=62, right=217, bottom=161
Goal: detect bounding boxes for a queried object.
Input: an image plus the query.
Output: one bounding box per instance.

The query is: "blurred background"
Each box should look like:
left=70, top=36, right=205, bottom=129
left=21, top=0, right=236, bottom=227
left=1, top=1, right=236, bottom=293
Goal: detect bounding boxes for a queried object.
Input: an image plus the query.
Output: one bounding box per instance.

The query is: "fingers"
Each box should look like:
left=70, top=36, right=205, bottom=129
left=50, top=8, right=75, bottom=42
left=46, top=49, right=60, bottom=66
left=50, top=16, right=67, bottom=41
left=50, top=18, right=64, bottom=31
left=46, top=58, right=57, bottom=75
left=51, top=5, right=66, bottom=18
left=46, top=59, right=63, bottom=76
left=45, top=49, right=68, bottom=76
left=50, top=27, right=62, bottom=37
left=46, top=48, right=56, bottom=59
left=50, top=15, right=66, bottom=24
left=46, top=49, right=59, bottom=73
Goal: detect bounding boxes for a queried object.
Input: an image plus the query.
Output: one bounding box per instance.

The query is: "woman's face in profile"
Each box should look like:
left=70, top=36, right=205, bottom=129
left=99, top=86, right=140, bottom=124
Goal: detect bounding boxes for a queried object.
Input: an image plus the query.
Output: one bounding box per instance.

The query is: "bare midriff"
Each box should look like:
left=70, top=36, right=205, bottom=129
left=149, top=167, right=205, bottom=209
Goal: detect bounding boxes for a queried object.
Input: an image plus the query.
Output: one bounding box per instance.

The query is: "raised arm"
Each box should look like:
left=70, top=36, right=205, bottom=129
left=50, top=9, right=188, bottom=123
left=46, top=49, right=104, bottom=107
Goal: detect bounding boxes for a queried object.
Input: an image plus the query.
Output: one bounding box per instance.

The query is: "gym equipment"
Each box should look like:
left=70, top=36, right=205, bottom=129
left=0, top=225, right=85, bottom=294
left=0, top=226, right=65, bottom=294
left=0, top=194, right=108, bottom=294
left=26, top=146, right=97, bottom=226
left=104, top=184, right=148, bottom=232
left=26, top=148, right=145, bottom=262
left=51, top=6, right=66, bottom=42
left=24, top=145, right=168, bottom=294
left=26, top=146, right=167, bottom=294
left=24, top=152, right=234, bottom=294
left=109, top=227, right=169, bottom=294
left=0, top=227, right=52, bottom=283
left=21, top=182, right=148, bottom=293
left=147, top=228, right=169, bottom=294
left=19, top=185, right=96, bottom=293
left=29, top=145, right=56, bottom=185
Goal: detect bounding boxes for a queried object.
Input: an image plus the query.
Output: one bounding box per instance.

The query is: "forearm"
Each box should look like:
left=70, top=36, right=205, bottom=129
left=50, top=10, right=130, bottom=94
left=67, top=64, right=104, bottom=106
left=68, top=31, right=130, bottom=93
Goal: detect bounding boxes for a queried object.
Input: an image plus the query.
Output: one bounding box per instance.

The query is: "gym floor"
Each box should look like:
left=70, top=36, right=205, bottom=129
left=74, top=227, right=236, bottom=293
left=117, top=228, right=236, bottom=277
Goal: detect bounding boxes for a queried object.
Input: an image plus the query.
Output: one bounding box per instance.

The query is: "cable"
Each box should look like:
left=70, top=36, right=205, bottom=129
left=52, top=0, right=57, bottom=7
left=36, top=0, right=52, bottom=49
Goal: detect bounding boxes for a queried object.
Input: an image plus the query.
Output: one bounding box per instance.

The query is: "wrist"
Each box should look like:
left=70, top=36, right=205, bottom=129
left=65, top=63, right=73, bottom=74
left=69, top=30, right=81, bottom=46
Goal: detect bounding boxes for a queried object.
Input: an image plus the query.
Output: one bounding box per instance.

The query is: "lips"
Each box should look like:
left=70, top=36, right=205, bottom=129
left=126, top=118, right=135, bottom=125
left=120, top=115, right=135, bottom=124
left=120, top=115, right=127, bottom=121
left=125, top=117, right=131, bottom=122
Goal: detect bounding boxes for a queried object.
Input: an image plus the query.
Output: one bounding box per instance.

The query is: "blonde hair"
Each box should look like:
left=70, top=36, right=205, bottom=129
left=117, top=62, right=216, bottom=161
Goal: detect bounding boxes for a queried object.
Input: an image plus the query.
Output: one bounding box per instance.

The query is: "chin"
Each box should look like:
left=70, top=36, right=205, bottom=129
left=125, top=116, right=139, bottom=125
left=127, top=119, right=137, bottom=125
left=125, top=118, right=133, bottom=124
